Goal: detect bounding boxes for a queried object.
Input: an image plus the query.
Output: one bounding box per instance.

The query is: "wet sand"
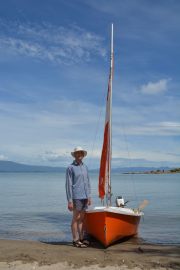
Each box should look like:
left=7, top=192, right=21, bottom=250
left=0, top=238, right=180, bottom=269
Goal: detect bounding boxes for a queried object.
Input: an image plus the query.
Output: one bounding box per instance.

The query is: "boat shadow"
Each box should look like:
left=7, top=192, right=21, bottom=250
left=40, top=235, right=144, bottom=249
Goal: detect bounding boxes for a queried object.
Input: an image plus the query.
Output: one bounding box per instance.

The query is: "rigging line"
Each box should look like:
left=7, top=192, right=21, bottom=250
left=87, top=74, right=110, bottom=170
left=121, top=122, right=138, bottom=203
left=87, top=103, right=104, bottom=171
left=87, top=103, right=104, bottom=205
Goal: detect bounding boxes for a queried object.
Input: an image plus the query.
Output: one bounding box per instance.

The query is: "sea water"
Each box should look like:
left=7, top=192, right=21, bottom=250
left=0, top=172, right=179, bottom=244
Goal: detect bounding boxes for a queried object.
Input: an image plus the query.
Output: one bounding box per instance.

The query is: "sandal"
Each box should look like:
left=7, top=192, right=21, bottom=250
left=72, top=240, right=87, bottom=248
left=80, top=239, right=90, bottom=246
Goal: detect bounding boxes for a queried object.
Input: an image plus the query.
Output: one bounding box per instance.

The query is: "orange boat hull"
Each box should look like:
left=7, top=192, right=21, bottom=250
left=85, top=210, right=141, bottom=247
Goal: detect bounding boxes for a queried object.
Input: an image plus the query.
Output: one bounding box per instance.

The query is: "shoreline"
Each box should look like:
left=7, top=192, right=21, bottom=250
left=123, top=171, right=180, bottom=175
left=0, top=238, right=180, bottom=269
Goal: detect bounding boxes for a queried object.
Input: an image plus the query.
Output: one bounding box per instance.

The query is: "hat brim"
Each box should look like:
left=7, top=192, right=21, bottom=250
left=71, top=150, right=87, bottom=157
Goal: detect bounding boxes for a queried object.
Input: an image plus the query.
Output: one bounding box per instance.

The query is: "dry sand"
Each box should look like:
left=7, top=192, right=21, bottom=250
left=0, top=238, right=179, bottom=270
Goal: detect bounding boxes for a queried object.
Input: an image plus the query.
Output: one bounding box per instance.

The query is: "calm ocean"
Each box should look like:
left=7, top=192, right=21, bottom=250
left=0, top=172, right=179, bottom=245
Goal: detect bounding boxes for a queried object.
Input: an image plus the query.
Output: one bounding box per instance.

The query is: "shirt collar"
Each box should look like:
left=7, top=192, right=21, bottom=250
left=72, top=160, right=83, bottom=166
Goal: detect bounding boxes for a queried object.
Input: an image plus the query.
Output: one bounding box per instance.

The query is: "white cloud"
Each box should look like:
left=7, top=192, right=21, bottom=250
left=0, top=96, right=179, bottom=166
left=114, top=121, right=180, bottom=136
left=0, top=98, right=179, bottom=145
left=140, top=79, right=170, bottom=95
left=0, top=154, right=8, bottom=161
left=160, top=121, right=180, bottom=127
left=0, top=22, right=106, bottom=64
left=112, top=152, right=180, bottom=166
left=40, top=150, right=70, bottom=162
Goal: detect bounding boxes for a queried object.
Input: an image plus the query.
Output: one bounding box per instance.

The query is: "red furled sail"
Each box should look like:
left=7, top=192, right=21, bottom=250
left=99, top=24, right=114, bottom=201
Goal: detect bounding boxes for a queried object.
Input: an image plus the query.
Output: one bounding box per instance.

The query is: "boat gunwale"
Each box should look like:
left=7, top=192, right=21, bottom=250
left=86, top=206, right=143, bottom=217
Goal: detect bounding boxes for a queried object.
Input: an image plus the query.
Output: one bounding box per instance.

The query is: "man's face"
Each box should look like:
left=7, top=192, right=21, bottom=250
left=74, top=151, right=84, bottom=161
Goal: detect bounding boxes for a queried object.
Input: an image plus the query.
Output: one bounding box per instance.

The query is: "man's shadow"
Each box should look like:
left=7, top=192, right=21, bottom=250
left=40, top=235, right=141, bottom=249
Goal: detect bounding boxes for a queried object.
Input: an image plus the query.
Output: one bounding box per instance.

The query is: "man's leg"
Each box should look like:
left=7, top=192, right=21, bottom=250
left=77, top=211, right=85, bottom=240
left=71, top=209, right=81, bottom=241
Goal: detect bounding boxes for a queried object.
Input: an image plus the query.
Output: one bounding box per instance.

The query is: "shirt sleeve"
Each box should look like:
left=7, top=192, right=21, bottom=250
left=65, top=167, right=73, bottom=203
left=86, top=166, right=91, bottom=198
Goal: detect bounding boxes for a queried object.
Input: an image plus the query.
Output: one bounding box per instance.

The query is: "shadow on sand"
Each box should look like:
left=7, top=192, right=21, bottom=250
left=40, top=235, right=145, bottom=249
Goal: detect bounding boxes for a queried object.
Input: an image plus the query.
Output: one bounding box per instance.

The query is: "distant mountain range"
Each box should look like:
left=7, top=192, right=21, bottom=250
left=0, top=160, right=65, bottom=172
left=0, top=160, right=171, bottom=173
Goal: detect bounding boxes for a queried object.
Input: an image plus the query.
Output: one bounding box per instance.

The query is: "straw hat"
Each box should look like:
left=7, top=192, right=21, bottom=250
left=71, top=146, right=87, bottom=157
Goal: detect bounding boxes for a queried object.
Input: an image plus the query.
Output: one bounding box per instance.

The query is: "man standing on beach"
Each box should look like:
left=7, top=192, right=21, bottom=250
left=65, top=146, right=91, bottom=248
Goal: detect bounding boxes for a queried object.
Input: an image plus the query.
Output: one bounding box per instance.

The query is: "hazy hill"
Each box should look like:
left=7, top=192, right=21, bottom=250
left=0, top=160, right=172, bottom=173
left=0, top=160, right=65, bottom=172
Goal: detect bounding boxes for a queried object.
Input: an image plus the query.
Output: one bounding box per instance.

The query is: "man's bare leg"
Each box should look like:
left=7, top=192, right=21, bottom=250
left=77, top=211, right=85, bottom=240
left=71, top=209, right=80, bottom=241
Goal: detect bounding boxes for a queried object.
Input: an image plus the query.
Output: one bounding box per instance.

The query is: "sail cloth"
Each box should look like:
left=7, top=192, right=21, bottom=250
left=98, top=78, right=111, bottom=199
left=99, top=25, right=114, bottom=200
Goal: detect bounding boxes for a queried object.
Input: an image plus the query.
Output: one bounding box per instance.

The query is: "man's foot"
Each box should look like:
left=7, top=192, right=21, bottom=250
left=72, top=240, right=87, bottom=248
left=80, top=238, right=90, bottom=246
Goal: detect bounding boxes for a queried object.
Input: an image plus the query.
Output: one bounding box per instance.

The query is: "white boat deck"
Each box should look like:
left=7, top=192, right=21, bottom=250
left=86, top=206, right=143, bottom=217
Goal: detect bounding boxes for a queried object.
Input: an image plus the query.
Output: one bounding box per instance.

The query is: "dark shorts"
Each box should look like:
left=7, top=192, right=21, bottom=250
left=73, top=199, right=88, bottom=211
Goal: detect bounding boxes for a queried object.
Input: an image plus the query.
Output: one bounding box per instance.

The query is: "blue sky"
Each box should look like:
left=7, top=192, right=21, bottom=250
left=0, top=0, right=180, bottom=168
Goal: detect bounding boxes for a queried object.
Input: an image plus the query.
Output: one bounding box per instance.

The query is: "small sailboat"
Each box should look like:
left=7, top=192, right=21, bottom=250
left=85, top=24, right=144, bottom=247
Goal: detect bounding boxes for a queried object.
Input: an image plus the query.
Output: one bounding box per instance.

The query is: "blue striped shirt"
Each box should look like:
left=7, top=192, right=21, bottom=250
left=65, top=160, right=91, bottom=202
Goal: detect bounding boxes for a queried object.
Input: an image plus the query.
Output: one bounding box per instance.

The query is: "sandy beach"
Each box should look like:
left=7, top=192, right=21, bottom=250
left=0, top=238, right=179, bottom=270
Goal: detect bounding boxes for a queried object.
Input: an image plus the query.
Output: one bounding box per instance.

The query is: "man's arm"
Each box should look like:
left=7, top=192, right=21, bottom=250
left=65, top=167, right=73, bottom=211
left=86, top=166, right=92, bottom=205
